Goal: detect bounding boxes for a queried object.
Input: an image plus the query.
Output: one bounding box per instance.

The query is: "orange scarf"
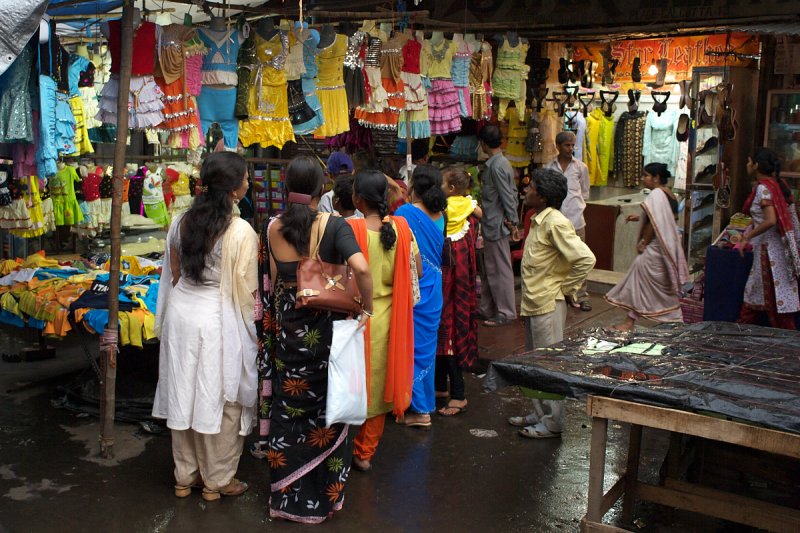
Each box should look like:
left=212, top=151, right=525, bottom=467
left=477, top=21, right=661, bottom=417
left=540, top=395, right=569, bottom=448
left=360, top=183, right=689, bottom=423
left=348, top=217, right=415, bottom=416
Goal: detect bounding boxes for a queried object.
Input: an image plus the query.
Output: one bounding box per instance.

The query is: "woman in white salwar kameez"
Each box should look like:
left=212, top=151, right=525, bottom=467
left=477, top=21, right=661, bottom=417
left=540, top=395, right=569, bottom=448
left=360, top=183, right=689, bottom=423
left=152, top=152, right=259, bottom=501
left=606, top=163, right=689, bottom=331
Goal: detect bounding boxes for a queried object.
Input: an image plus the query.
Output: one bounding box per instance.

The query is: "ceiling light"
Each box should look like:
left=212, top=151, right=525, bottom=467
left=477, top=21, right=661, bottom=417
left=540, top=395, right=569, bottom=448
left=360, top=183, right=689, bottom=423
left=648, top=60, right=658, bottom=76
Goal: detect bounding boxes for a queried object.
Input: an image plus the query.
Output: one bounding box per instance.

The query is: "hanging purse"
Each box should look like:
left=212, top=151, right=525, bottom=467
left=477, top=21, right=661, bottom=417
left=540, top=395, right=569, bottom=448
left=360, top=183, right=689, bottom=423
left=295, top=213, right=363, bottom=315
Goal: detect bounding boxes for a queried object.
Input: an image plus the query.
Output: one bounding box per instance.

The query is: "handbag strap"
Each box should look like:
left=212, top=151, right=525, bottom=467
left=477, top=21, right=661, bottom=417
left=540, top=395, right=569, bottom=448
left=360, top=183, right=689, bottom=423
left=308, top=212, right=331, bottom=260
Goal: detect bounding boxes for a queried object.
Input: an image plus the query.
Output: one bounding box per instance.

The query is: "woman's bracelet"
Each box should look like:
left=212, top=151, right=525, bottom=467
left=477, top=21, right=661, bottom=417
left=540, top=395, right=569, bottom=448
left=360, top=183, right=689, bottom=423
left=362, top=309, right=374, bottom=317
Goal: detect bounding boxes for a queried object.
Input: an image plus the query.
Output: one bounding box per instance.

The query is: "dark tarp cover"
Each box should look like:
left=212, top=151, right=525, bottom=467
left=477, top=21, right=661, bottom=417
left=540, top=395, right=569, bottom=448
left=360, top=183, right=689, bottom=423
left=484, top=322, right=800, bottom=435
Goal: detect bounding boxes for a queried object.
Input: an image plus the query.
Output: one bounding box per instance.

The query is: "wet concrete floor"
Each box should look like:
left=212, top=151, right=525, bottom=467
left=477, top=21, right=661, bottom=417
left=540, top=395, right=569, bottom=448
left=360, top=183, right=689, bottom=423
left=0, top=297, right=745, bottom=532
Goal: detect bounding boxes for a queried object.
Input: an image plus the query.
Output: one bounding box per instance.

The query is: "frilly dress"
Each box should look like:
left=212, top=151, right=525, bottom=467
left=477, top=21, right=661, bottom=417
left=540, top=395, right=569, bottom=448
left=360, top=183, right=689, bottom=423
left=238, top=32, right=296, bottom=149
left=314, top=34, right=350, bottom=138
left=397, top=37, right=431, bottom=140
left=425, top=40, right=461, bottom=135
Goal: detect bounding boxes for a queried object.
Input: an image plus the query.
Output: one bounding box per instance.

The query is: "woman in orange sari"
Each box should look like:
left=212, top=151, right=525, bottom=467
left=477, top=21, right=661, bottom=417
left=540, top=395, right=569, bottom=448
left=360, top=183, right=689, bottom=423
left=348, top=169, right=420, bottom=471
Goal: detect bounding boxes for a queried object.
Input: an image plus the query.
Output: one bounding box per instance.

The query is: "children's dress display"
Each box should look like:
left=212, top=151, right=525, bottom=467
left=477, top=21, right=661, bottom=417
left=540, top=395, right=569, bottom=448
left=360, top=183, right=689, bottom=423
left=289, top=28, right=325, bottom=135
left=502, top=106, right=531, bottom=168
left=355, top=33, right=406, bottom=130
left=197, top=27, right=242, bottom=150
left=238, top=31, right=295, bottom=149
left=451, top=39, right=473, bottom=118
left=469, top=40, right=493, bottom=120
left=397, top=36, right=430, bottom=139
left=142, top=168, right=170, bottom=226
left=425, top=39, right=461, bottom=135
left=492, top=37, right=529, bottom=120
left=314, top=33, right=350, bottom=138
left=343, top=30, right=367, bottom=109
left=50, top=164, right=84, bottom=226
left=0, top=39, right=35, bottom=143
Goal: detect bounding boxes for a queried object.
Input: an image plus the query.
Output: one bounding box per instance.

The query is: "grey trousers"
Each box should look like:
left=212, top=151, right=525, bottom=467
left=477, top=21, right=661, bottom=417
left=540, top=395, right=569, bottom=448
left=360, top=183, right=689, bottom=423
left=480, top=237, right=517, bottom=320
left=522, top=300, right=567, bottom=433
left=172, top=401, right=245, bottom=490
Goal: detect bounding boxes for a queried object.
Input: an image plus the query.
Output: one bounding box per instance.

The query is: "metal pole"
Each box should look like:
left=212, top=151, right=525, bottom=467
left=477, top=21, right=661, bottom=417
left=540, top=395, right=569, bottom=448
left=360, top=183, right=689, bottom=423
left=99, top=0, right=134, bottom=459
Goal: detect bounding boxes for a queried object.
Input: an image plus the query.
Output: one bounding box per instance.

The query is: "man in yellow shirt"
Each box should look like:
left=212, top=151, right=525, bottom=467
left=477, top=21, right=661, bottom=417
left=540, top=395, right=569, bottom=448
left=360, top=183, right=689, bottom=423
left=508, top=168, right=595, bottom=439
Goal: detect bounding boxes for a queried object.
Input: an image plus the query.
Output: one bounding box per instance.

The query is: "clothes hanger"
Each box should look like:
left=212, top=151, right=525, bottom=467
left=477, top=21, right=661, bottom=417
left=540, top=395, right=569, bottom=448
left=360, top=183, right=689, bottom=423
left=599, top=90, right=619, bottom=117
left=578, top=91, right=595, bottom=117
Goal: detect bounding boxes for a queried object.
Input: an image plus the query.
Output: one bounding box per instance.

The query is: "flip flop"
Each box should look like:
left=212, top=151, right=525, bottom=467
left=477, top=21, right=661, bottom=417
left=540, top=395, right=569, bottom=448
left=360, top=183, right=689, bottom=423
left=438, top=401, right=468, bottom=417
left=483, top=315, right=511, bottom=327
left=519, top=423, right=561, bottom=439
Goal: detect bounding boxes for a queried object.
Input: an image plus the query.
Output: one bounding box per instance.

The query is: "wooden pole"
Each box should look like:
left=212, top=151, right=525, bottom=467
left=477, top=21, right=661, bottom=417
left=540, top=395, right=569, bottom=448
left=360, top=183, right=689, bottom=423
left=99, top=0, right=134, bottom=459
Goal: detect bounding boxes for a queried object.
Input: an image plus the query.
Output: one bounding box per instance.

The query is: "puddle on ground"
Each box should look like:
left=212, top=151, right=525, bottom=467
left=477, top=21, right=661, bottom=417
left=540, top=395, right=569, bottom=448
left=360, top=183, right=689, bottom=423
left=4, top=478, right=75, bottom=501
left=61, top=422, right=152, bottom=466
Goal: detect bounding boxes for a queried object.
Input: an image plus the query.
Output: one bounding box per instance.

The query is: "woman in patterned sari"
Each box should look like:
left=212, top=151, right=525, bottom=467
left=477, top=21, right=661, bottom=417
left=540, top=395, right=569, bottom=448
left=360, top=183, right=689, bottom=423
left=256, top=156, right=373, bottom=523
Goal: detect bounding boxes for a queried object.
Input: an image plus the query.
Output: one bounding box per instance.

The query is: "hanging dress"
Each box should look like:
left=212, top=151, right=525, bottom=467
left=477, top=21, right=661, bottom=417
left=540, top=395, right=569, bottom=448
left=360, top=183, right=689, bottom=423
left=154, top=24, right=205, bottom=150
left=492, top=37, right=530, bottom=121
left=503, top=106, right=531, bottom=168
left=343, top=30, right=367, bottom=109
left=397, top=36, right=430, bottom=140
left=99, top=20, right=164, bottom=129
left=197, top=27, right=242, bottom=150
left=314, top=33, right=350, bottom=138
left=290, top=28, right=325, bottom=136
left=355, top=33, right=406, bottom=130
left=50, top=165, right=84, bottom=226
left=469, top=40, right=493, bottom=121
left=0, top=38, right=35, bottom=143
left=425, top=39, right=461, bottom=135
left=450, top=40, right=473, bottom=119
left=68, top=53, right=94, bottom=155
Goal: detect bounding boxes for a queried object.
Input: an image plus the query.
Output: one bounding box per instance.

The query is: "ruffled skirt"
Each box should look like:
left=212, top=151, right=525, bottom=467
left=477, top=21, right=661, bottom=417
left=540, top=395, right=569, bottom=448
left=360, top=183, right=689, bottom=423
left=155, top=77, right=203, bottom=150
left=355, top=77, right=404, bottom=130
left=239, top=82, right=296, bottom=149
left=98, top=75, right=165, bottom=129
left=314, top=85, right=349, bottom=138
left=428, top=79, right=461, bottom=135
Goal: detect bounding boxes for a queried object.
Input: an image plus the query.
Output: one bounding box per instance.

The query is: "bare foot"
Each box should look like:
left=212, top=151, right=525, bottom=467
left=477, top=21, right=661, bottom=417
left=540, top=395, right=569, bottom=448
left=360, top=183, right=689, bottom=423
left=611, top=317, right=636, bottom=332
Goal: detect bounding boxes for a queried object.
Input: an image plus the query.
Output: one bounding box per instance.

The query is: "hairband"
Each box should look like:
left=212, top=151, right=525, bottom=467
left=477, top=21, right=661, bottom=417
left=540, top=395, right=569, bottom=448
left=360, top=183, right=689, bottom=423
left=287, top=192, right=311, bottom=205
left=198, top=185, right=208, bottom=193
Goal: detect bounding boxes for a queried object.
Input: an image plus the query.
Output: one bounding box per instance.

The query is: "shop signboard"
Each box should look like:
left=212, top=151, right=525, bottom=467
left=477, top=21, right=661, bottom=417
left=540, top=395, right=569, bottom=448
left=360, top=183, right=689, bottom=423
left=572, top=34, right=760, bottom=87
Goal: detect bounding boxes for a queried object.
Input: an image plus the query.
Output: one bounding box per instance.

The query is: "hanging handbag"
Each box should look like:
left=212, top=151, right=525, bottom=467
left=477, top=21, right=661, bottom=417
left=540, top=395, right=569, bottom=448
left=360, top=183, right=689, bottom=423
left=295, top=213, right=363, bottom=315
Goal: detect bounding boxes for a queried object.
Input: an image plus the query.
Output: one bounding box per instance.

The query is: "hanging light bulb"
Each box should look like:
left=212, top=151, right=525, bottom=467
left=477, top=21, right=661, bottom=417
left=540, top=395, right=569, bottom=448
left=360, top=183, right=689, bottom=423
left=648, top=59, right=659, bottom=76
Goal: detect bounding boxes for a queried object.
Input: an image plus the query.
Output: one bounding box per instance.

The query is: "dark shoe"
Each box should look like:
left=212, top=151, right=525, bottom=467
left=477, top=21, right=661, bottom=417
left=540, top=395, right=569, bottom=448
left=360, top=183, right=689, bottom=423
left=694, top=164, right=717, bottom=184
left=579, top=301, right=592, bottom=312
left=678, top=79, right=692, bottom=110
left=202, top=479, right=249, bottom=501
left=676, top=113, right=690, bottom=142
left=557, top=58, right=569, bottom=84
left=631, top=57, right=642, bottom=82
left=696, top=136, right=718, bottom=156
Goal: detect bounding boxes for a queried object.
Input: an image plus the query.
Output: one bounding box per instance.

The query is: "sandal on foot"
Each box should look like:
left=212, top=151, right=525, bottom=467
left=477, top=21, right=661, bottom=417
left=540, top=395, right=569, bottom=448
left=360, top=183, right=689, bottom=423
left=483, top=315, right=511, bottom=327
left=579, top=301, right=592, bottom=312
left=399, top=413, right=432, bottom=429
left=519, top=423, right=561, bottom=439
left=437, top=401, right=468, bottom=417
left=249, top=441, right=269, bottom=459
left=202, top=479, right=248, bottom=501
left=508, top=413, right=540, bottom=427
left=174, top=479, right=203, bottom=498
left=352, top=457, right=372, bottom=472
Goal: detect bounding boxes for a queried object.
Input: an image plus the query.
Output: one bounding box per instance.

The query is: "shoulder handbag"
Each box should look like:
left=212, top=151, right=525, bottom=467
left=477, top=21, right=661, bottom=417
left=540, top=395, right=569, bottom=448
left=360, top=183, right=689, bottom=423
left=296, top=213, right=363, bottom=315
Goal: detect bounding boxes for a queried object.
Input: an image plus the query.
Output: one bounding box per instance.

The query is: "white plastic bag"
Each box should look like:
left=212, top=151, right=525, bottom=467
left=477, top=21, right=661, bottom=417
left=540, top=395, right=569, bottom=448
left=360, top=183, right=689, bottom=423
left=325, top=319, right=367, bottom=427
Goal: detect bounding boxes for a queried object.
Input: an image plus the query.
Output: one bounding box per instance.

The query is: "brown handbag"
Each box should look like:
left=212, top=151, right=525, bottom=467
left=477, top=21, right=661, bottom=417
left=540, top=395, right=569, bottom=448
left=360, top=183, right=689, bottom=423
left=295, top=213, right=363, bottom=315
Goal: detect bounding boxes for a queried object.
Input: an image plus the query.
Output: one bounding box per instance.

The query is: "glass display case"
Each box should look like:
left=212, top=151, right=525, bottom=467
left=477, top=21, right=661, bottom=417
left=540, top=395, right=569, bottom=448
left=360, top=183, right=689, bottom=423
left=764, top=89, right=800, bottom=177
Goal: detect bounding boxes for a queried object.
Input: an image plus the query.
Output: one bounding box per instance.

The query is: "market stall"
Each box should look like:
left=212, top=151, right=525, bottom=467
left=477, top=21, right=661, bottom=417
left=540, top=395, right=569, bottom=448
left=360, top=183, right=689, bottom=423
left=485, top=322, right=800, bottom=532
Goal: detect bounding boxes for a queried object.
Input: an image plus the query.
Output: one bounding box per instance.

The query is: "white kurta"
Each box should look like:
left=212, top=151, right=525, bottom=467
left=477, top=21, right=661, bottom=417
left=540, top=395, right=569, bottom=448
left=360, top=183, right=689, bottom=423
left=152, top=215, right=259, bottom=435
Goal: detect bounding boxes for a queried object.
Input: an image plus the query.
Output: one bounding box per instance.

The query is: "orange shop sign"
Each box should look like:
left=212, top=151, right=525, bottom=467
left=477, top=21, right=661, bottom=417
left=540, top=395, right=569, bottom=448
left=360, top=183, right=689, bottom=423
left=573, top=34, right=760, bottom=85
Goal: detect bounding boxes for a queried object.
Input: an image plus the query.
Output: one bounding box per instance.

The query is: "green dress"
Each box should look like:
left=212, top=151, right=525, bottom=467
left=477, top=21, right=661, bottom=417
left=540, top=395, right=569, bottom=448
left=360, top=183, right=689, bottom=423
left=50, top=165, right=84, bottom=226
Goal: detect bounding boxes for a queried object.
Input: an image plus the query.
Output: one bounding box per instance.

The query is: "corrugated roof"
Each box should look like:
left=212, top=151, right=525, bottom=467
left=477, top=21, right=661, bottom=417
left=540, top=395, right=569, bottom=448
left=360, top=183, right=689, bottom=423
left=725, top=22, right=800, bottom=36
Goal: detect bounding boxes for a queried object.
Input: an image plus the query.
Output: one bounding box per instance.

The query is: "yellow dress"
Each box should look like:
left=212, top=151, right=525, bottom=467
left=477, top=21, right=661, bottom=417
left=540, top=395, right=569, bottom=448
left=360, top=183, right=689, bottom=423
left=365, top=226, right=418, bottom=417
left=238, top=32, right=296, bottom=149
left=502, top=106, right=531, bottom=168
left=314, top=34, right=350, bottom=138
left=11, top=176, right=45, bottom=238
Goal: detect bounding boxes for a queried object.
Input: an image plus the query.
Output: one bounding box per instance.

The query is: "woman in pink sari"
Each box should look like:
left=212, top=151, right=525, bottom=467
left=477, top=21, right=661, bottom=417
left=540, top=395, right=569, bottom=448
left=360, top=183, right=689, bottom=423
left=606, top=163, right=689, bottom=330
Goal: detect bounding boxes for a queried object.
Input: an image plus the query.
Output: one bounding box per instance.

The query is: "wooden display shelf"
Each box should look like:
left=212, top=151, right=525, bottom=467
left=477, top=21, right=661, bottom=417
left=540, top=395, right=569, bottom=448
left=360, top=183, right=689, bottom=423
left=582, top=396, right=800, bottom=533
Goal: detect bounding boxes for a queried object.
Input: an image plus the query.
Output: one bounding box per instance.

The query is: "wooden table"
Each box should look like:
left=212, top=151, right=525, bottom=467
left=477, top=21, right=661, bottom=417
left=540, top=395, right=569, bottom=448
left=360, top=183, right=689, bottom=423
left=582, top=395, right=800, bottom=533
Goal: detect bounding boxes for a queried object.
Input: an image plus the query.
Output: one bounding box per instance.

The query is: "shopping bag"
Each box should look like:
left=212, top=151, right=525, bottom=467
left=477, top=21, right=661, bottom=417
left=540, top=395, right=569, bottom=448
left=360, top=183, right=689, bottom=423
left=325, top=319, right=367, bottom=427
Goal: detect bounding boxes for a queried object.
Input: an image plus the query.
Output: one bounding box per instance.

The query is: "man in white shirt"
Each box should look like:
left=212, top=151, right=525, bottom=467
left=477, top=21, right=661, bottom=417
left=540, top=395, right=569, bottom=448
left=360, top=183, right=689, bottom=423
left=546, top=131, right=592, bottom=311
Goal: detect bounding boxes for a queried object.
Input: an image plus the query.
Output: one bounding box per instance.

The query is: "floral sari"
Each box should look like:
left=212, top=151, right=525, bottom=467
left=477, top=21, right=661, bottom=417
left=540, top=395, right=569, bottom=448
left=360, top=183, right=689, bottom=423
left=256, top=219, right=353, bottom=524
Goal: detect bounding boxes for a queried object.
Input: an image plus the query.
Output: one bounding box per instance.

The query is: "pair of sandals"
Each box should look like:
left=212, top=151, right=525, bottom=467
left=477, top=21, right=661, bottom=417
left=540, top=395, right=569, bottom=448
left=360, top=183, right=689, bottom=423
left=508, top=413, right=561, bottom=439
left=174, top=478, right=249, bottom=501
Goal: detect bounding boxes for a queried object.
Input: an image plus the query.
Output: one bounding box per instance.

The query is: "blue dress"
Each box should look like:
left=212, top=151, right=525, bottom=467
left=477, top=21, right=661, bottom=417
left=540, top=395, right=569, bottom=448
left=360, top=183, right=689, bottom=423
left=395, top=204, right=444, bottom=414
